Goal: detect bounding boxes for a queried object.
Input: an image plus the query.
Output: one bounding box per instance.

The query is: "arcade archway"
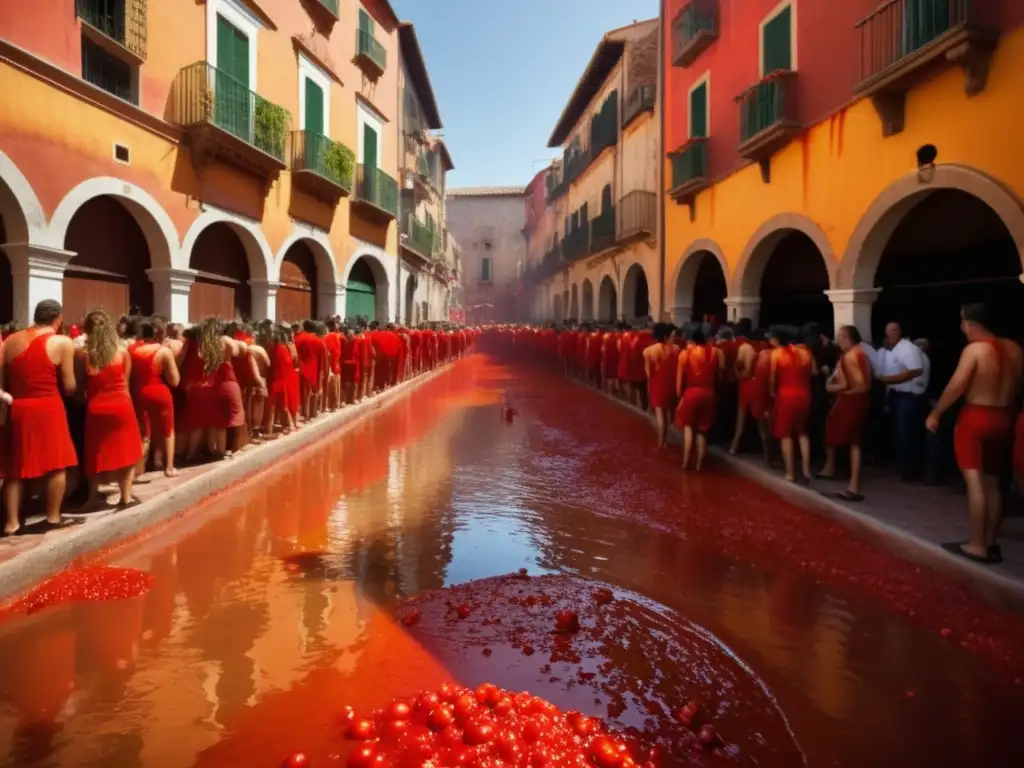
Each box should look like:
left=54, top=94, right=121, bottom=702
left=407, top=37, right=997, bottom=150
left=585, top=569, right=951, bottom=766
left=345, top=255, right=389, bottom=323
left=405, top=272, right=416, bottom=324
left=622, top=264, right=649, bottom=321
left=63, top=196, right=154, bottom=323
left=553, top=293, right=563, bottom=322
left=278, top=240, right=318, bottom=323
left=672, top=242, right=727, bottom=324
left=561, top=290, right=569, bottom=321
left=598, top=275, right=617, bottom=323
left=569, top=284, right=579, bottom=320
left=189, top=223, right=252, bottom=322
left=581, top=279, right=594, bottom=321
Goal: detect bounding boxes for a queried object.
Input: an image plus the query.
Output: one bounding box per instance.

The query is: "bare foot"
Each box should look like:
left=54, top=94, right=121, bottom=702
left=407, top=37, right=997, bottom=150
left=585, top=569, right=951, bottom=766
left=164, top=467, right=179, bottom=478
left=2, top=525, right=19, bottom=537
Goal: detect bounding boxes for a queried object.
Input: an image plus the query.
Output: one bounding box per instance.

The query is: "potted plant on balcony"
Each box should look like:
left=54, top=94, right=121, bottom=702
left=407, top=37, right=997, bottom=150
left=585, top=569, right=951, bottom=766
left=323, top=142, right=355, bottom=187
left=254, top=100, right=289, bottom=158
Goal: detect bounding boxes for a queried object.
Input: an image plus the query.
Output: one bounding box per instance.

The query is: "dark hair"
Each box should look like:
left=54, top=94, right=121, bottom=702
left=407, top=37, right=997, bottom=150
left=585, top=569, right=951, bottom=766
left=34, top=299, right=62, bottom=325
left=800, top=322, right=820, bottom=347
left=769, top=325, right=793, bottom=346
left=139, top=318, right=158, bottom=341
left=302, top=319, right=317, bottom=333
left=750, top=328, right=767, bottom=342
left=736, top=318, right=753, bottom=336
left=691, top=327, right=707, bottom=344
left=327, top=318, right=339, bottom=332
left=651, top=323, right=672, bottom=343
left=839, top=325, right=862, bottom=345
left=961, top=302, right=993, bottom=332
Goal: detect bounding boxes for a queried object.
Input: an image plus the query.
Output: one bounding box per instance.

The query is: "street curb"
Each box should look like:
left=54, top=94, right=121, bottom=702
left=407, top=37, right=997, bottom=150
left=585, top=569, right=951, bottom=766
left=576, top=379, right=1024, bottom=615
left=0, top=364, right=451, bottom=603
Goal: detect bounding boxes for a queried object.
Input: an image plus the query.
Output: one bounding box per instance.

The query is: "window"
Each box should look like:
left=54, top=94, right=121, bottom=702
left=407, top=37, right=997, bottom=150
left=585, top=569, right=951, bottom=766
left=359, top=8, right=375, bottom=35
left=761, top=4, right=793, bottom=75
left=299, top=54, right=332, bottom=137
left=480, top=257, right=492, bottom=283
left=689, top=78, right=708, bottom=138
left=82, top=35, right=136, bottom=103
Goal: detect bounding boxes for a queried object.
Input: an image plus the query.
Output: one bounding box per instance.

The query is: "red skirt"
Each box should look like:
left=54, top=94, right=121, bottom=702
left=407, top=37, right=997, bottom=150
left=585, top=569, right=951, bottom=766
left=825, top=393, right=870, bottom=447
left=5, top=396, right=78, bottom=479
left=84, top=393, right=143, bottom=476
left=134, top=384, right=175, bottom=439
left=772, top=390, right=811, bottom=440
left=955, top=404, right=1012, bottom=475
left=676, top=387, right=717, bottom=433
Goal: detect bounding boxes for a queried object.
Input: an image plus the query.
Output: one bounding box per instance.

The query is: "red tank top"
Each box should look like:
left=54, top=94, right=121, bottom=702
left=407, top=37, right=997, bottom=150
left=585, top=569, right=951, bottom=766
left=87, top=358, right=129, bottom=401
left=7, top=332, right=62, bottom=400
left=777, top=345, right=812, bottom=393
left=685, top=344, right=718, bottom=389
left=129, top=344, right=164, bottom=390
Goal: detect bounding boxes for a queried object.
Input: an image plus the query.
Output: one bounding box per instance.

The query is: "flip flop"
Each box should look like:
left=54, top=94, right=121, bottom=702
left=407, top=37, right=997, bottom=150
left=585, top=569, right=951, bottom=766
left=989, top=545, right=1003, bottom=564
left=941, top=541, right=991, bottom=565
left=118, top=497, right=143, bottom=510
left=835, top=490, right=865, bottom=502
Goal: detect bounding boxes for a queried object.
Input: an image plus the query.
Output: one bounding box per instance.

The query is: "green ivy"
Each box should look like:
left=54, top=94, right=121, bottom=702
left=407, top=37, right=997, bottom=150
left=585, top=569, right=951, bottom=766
left=254, top=99, right=289, bottom=160
left=324, top=141, right=355, bottom=188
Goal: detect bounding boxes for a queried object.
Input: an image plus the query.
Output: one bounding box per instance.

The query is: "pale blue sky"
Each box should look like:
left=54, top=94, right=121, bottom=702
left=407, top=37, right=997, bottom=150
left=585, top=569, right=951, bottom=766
left=390, top=0, right=659, bottom=189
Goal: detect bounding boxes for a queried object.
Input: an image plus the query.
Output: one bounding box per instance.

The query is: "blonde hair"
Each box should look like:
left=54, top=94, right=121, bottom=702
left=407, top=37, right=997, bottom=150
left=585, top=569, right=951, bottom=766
left=84, top=309, right=119, bottom=369
left=198, top=317, right=224, bottom=375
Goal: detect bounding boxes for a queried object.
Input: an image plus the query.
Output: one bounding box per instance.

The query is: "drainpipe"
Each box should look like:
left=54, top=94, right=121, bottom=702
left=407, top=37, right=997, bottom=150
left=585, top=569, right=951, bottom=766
left=395, top=61, right=404, bottom=324
left=657, top=0, right=666, bottom=321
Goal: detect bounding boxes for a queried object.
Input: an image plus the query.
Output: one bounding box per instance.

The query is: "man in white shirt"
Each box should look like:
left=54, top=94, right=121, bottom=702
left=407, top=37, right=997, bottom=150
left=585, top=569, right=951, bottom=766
left=875, top=322, right=927, bottom=480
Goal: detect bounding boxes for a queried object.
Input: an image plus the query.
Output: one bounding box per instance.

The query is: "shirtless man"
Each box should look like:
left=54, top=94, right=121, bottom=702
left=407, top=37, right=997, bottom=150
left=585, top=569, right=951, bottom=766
left=643, top=323, right=679, bottom=449
left=926, top=302, right=1022, bottom=564
left=819, top=326, right=873, bottom=501
left=1, top=300, right=79, bottom=536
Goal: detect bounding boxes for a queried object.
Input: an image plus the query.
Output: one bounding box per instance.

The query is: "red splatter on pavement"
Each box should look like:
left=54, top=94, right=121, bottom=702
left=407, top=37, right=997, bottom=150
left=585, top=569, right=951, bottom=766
left=0, top=565, right=154, bottom=619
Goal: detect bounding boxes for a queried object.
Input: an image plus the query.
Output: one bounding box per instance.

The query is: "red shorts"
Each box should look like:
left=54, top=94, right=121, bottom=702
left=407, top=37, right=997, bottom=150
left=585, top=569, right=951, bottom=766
left=825, top=394, right=870, bottom=447
left=954, top=404, right=1013, bottom=475
left=675, top=387, right=717, bottom=433
left=772, top=391, right=811, bottom=440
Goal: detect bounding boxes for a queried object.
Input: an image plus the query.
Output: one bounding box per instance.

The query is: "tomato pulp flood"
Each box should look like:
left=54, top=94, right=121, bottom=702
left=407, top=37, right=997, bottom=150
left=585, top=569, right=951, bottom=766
left=0, top=353, right=1023, bottom=766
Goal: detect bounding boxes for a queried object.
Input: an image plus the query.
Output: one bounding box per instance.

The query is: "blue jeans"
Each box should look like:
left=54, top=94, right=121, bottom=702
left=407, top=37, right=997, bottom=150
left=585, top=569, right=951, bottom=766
left=890, top=391, right=924, bottom=480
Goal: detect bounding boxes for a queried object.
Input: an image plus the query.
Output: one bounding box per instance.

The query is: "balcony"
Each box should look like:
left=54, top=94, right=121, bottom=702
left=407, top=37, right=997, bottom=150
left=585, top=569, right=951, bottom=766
left=355, top=28, right=387, bottom=78
left=352, top=164, right=398, bottom=223
left=672, top=0, right=718, bottom=67
left=171, top=62, right=289, bottom=183
left=622, top=84, right=656, bottom=128
left=590, top=207, right=617, bottom=255
left=617, top=191, right=656, bottom=243
left=546, top=172, right=567, bottom=203
left=76, top=0, right=147, bottom=64
left=855, top=0, right=998, bottom=136
left=563, top=146, right=591, bottom=187
left=563, top=226, right=590, bottom=262
left=589, top=94, right=619, bottom=159
left=302, top=0, right=339, bottom=26
left=735, top=71, right=800, bottom=176
left=290, top=131, right=353, bottom=202
left=669, top=138, right=710, bottom=204
left=401, top=213, right=438, bottom=261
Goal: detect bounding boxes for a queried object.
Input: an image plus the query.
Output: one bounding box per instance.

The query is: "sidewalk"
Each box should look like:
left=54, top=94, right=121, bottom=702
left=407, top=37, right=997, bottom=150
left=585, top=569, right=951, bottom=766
left=586, top=382, right=1024, bottom=613
left=0, top=365, right=449, bottom=602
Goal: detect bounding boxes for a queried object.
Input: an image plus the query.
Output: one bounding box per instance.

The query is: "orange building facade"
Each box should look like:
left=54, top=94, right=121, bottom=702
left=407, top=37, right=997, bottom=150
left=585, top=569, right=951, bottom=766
left=664, top=0, right=1024, bottom=342
left=0, top=0, right=458, bottom=326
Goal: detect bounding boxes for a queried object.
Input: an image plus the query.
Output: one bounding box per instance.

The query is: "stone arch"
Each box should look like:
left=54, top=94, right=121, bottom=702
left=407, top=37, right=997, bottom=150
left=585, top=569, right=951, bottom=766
left=730, top=213, right=838, bottom=298
left=670, top=238, right=728, bottom=323
left=581, top=278, right=595, bottom=321
left=569, top=283, right=579, bottom=320
left=553, top=293, right=563, bottom=322
left=0, top=149, right=47, bottom=244
left=621, top=263, right=650, bottom=321
left=274, top=231, right=341, bottom=317
left=839, top=164, right=1024, bottom=290
left=561, top=289, right=569, bottom=321
left=182, top=208, right=272, bottom=281
left=48, top=177, right=178, bottom=270
left=341, top=251, right=391, bottom=323
left=598, top=275, right=617, bottom=323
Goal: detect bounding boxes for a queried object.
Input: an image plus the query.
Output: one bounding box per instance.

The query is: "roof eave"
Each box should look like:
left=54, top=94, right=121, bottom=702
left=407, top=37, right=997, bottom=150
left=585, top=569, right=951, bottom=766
left=398, top=22, right=443, bottom=130
left=546, top=38, right=625, bottom=148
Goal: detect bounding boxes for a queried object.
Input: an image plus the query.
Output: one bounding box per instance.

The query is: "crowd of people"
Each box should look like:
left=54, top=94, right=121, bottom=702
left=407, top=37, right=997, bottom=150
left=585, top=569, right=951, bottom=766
left=0, top=299, right=476, bottom=538
left=484, top=303, right=1023, bottom=566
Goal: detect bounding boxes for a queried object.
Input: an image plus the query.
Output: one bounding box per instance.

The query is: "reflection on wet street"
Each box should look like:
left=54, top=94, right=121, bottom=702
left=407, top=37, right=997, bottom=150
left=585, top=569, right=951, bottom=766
left=1, top=354, right=1023, bottom=766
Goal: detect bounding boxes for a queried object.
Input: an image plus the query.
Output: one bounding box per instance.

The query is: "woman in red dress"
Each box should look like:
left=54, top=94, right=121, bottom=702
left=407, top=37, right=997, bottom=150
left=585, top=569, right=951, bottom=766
left=769, top=326, right=815, bottom=483
left=675, top=327, right=724, bottom=471
left=264, top=326, right=299, bottom=437
left=80, top=310, right=143, bottom=508
left=340, top=325, right=362, bottom=405
left=130, top=317, right=180, bottom=477
left=642, top=323, right=679, bottom=449
left=323, top=319, right=342, bottom=411
left=179, top=319, right=242, bottom=460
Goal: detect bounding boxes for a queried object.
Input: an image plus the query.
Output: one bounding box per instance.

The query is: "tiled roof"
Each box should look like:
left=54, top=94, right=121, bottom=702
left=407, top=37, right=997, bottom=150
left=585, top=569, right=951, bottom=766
left=447, top=186, right=526, bottom=197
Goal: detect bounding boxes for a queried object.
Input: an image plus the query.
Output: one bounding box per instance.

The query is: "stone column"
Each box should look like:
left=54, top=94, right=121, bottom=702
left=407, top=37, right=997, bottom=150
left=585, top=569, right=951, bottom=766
left=147, top=267, right=196, bottom=325
left=825, top=288, right=881, bottom=343
left=249, top=279, right=282, bottom=322
left=671, top=304, right=693, bottom=325
left=724, top=296, right=761, bottom=326
left=318, top=284, right=345, bottom=319
left=2, top=243, right=76, bottom=325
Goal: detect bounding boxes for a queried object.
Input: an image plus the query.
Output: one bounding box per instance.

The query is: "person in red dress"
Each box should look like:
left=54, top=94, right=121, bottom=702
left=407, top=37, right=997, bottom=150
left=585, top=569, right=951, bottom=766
left=625, top=325, right=653, bottom=411
left=643, top=323, right=679, bottom=449
left=675, top=327, right=724, bottom=471
left=79, top=309, right=144, bottom=508
left=818, top=325, right=873, bottom=501
left=323, top=318, right=342, bottom=411
left=601, top=327, right=619, bottom=396
left=130, top=317, right=180, bottom=478
left=263, top=325, right=299, bottom=436
left=730, top=331, right=759, bottom=456
left=1, top=300, right=79, bottom=536
left=359, top=324, right=375, bottom=400
left=294, top=320, right=325, bottom=421
left=339, top=325, right=361, bottom=404
left=769, top=326, right=814, bottom=484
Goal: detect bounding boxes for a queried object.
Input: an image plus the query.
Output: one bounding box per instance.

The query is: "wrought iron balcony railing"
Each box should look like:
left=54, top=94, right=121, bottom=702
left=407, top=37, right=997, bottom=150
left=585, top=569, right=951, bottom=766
left=672, top=0, right=718, bottom=67
left=356, top=28, right=387, bottom=75
left=290, top=130, right=354, bottom=196
left=590, top=207, right=616, bottom=254
left=622, top=84, right=656, bottom=127
left=76, top=0, right=148, bottom=60
left=736, top=70, right=799, bottom=156
left=354, top=164, right=398, bottom=217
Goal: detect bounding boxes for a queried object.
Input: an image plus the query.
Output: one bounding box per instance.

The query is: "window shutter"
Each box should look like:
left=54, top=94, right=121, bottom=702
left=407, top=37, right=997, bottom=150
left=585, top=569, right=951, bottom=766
left=762, top=7, right=792, bottom=74
left=690, top=82, right=708, bottom=138
left=304, top=78, right=324, bottom=134
left=359, top=9, right=374, bottom=33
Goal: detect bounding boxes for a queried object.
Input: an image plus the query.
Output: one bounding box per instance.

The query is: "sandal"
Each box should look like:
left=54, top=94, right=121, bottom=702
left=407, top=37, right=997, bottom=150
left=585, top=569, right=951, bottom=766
left=989, top=545, right=1003, bottom=564
left=835, top=490, right=865, bottom=502
left=941, top=541, right=991, bottom=565
left=118, top=496, right=143, bottom=510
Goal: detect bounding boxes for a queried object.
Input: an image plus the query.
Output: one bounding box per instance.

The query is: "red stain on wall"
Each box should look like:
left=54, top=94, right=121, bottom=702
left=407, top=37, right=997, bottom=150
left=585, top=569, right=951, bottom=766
left=836, top=107, right=847, bottom=158
left=799, top=132, right=810, bottom=209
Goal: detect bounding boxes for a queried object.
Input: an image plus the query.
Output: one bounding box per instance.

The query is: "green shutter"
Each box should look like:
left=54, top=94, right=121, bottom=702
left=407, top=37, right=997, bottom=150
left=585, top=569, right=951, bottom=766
left=762, top=6, right=792, bottom=74
left=690, top=82, right=708, bottom=138
left=304, top=78, right=324, bottom=134
left=363, top=123, right=378, bottom=167
left=904, top=0, right=951, bottom=54
left=359, top=9, right=374, bottom=33
left=215, top=15, right=251, bottom=141
left=482, top=258, right=491, bottom=282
